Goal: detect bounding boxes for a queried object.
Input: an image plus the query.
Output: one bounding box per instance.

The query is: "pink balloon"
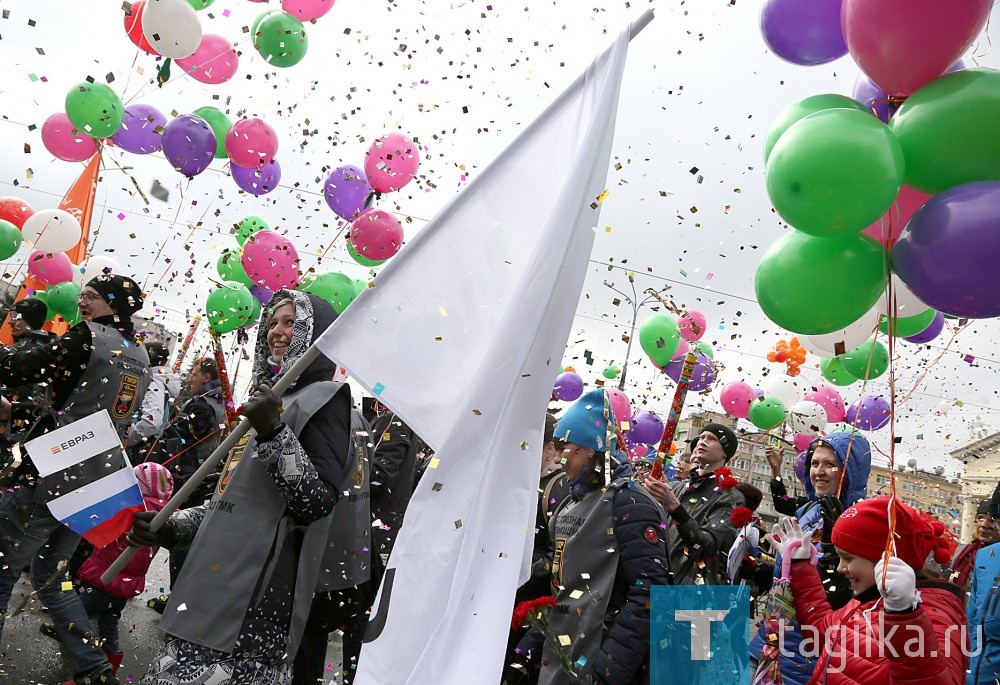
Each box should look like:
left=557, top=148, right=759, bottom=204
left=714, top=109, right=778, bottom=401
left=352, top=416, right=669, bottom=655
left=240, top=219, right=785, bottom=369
left=842, top=0, right=990, bottom=97
left=606, top=388, right=632, bottom=427
left=364, top=133, right=420, bottom=193
left=803, top=383, right=847, bottom=423
left=348, top=209, right=404, bottom=261
left=41, top=112, right=98, bottom=162
left=241, top=230, right=300, bottom=291
left=678, top=310, right=707, bottom=341
left=793, top=432, right=818, bottom=453
left=282, top=0, right=336, bottom=21
left=669, top=338, right=690, bottom=362
left=176, top=33, right=239, bottom=85
left=861, top=185, right=932, bottom=249
left=719, top=381, right=755, bottom=419
left=226, top=118, right=278, bottom=168
left=28, top=250, right=74, bottom=285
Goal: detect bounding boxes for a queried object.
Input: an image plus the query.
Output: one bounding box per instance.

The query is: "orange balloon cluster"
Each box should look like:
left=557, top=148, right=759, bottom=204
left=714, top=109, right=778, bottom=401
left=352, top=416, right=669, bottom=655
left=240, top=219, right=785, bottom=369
left=767, top=337, right=807, bottom=376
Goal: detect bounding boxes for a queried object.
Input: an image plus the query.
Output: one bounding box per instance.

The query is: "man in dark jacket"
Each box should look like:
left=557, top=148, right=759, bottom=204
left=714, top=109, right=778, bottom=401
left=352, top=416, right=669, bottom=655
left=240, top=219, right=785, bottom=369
left=368, top=399, right=417, bottom=561
left=0, top=298, right=56, bottom=443
left=0, top=273, right=148, bottom=685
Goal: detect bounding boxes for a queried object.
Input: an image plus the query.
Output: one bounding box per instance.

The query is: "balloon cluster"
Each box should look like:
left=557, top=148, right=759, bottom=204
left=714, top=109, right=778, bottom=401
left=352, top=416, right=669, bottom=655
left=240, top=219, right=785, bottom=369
left=766, top=337, right=807, bottom=376
left=324, top=133, right=421, bottom=266
left=636, top=308, right=718, bottom=391
left=755, top=2, right=999, bottom=345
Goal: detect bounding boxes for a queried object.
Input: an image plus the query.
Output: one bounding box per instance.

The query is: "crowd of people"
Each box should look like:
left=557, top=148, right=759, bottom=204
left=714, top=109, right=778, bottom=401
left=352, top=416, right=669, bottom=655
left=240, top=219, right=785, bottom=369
left=0, top=274, right=995, bottom=685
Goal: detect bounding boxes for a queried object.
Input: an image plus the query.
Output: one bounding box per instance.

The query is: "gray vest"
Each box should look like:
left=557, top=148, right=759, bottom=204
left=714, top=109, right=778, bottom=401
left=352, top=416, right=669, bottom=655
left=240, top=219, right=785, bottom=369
left=160, top=380, right=345, bottom=657
left=539, top=480, right=627, bottom=685
left=314, top=409, right=373, bottom=592
left=36, top=322, right=149, bottom=503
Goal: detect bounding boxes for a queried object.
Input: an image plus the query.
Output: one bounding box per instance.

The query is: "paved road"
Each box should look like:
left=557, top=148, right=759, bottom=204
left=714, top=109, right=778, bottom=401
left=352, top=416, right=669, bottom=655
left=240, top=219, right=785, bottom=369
left=1, top=552, right=343, bottom=684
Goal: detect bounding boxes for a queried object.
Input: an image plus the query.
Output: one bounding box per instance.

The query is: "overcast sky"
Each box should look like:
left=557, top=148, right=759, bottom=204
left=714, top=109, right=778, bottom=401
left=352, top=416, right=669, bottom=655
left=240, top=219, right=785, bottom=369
left=0, top=0, right=998, bottom=484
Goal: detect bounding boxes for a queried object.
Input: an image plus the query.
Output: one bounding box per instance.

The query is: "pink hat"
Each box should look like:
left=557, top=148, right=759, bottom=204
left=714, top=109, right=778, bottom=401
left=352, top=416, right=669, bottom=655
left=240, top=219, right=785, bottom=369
left=134, top=462, right=174, bottom=502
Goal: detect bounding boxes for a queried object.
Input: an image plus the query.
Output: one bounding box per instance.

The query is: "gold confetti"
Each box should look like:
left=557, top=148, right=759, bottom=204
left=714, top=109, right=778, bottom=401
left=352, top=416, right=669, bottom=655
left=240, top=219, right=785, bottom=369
left=520, top=441, right=530, bottom=450
left=438, top=307, right=448, bottom=317
left=596, top=188, right=610, bottom=203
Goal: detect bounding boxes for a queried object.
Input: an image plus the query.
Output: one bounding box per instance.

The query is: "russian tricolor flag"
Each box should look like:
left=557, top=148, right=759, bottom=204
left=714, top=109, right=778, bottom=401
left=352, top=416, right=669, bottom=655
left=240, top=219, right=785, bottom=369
left=25, top=410, right=145, bottom=548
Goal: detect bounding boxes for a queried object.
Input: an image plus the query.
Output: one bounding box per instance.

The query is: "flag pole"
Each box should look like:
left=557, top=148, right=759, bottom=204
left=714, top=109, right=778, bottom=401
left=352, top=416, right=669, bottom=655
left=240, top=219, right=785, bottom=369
left=209, top=329, right=238, bottom=427
left=100, top=344, right=321, bottom=585
left=171, top=315, right=201, bottom=374
left=650, top=350, right=699, bottom=480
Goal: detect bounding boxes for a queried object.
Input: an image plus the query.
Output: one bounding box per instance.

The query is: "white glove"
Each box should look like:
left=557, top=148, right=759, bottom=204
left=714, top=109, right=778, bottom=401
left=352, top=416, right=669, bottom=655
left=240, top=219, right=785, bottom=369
left=767, top=516, right=811, bottom=561
left=875, top=556, right=919, bottom=612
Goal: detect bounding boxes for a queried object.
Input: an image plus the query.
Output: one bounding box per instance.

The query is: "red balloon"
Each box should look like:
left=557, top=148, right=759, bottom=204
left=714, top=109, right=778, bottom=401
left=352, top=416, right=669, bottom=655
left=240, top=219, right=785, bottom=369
left=124, top=1, right=160, bottom=55
left=0, top=197, right=34, bottom=229
left=861, top=185, right=932, bottom=249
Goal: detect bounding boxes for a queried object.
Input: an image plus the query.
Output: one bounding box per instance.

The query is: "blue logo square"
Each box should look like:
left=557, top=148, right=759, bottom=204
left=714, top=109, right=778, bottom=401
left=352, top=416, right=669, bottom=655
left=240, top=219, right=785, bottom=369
left=650, top=584, right=751, bottom=685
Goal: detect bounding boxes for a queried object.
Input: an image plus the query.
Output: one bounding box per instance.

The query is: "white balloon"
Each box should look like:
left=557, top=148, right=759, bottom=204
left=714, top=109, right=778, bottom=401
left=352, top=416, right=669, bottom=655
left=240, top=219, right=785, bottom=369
left=142, top=0, right=203, bottom=59
left=71, top=264, right=85, bottom=287
left=877, top=275, right=928, bottom=319
left=80, top=255, right=123, bottom=281
left=799, top=306, right=881, bottom=358
left=761, top=374, right=803, bottom=409
left=936, top=400, right=951, bottom=416
left=789, top=400, right=828, bottom=435
left=21, top=209, right=82, bottom=253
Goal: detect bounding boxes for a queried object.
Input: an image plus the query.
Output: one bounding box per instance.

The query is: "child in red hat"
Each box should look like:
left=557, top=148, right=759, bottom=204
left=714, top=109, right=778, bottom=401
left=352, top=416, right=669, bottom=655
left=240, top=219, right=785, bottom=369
left=770, top=496, right=967, bottom=685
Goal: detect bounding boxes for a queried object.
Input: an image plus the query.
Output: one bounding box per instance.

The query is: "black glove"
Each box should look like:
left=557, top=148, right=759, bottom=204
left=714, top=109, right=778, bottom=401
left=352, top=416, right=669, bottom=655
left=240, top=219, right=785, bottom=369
left=242, top=383, right=284, bottom=441
left=127, top=510, right=176, bottom=549
left=819, top=495, right=845, bottom=544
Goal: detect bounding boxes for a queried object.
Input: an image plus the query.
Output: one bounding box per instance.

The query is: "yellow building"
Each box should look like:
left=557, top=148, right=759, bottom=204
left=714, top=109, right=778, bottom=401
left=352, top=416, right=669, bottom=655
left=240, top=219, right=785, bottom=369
left=865, top=464, right=963, bottom=538
left=950, top=430, right=1000, bottom=541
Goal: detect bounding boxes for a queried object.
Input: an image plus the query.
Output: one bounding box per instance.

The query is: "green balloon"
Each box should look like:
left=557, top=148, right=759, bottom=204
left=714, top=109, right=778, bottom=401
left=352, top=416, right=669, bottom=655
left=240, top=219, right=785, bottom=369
left=748, top=395, right=786, bottom=430
left=46, top=281, right=81, bottom=320
left=299, top=272, right=358, bottom=314
left=233, top=215, right=268, bottom=245
left=638, top=313, right=680, bottom=367
left=763, top=94, right=869, bottom=163
left=602, top=365, right=620, bottom=380
left=254, top=11, right=308, bottom=68
left=693, top=341, right=714, bottom=359
left=65, top=81, right=124, bottom=139
left=249, top=295, right=262, bottom=324
left=0, top=220, right=22, bottom=260
left=217, top=248, right=252, bottom=288
left=353, top=278, right=368, bottom=294
left=346, top=239, right=386, bottom=267
left=891, top=69, right=1000, bottom=194
left=206, top=281, right=255, bottom=334
left=766, top=109, right=904, bottom=237
left=821, top=356, right=858, bottom=386
left=878, top=308, right=936, bottom=337
left=193, top=106, right=232, bottom=159
left=755, top=231, right=888, bottom=335
left=187, top=0, right=215, bottom=8
left=840, top=339, right=888, bottom=380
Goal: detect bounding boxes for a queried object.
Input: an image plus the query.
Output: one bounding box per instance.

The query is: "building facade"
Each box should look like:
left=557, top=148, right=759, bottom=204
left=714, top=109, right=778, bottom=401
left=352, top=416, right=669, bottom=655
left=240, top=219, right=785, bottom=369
left=866, top=464, right=963, bottom=538
left=950, top=430, right=1000, bottom=541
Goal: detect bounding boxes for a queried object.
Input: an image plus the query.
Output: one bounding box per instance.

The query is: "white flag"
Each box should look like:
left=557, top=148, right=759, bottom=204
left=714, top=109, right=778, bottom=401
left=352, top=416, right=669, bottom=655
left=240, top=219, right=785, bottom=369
left=315, top=19, right=636, bottom=684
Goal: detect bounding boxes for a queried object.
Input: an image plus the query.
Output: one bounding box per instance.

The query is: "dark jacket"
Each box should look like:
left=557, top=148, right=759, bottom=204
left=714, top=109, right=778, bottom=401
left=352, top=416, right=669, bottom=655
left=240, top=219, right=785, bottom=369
left=770, top=476, right=809, bottom=517
left=666, top=470, right=745, bottom=585
left=369, top=410, right=417, bottom=553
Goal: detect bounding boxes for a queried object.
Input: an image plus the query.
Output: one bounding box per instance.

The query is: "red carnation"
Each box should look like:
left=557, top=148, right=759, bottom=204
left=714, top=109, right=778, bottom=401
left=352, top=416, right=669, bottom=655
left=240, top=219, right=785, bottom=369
left=730, top=506, right=754, bottom=527
left=715, top=467, right=732, bottom=479
left=511, top=595, right=557, bottom=630
left=719, top=476, right=739, bottom=490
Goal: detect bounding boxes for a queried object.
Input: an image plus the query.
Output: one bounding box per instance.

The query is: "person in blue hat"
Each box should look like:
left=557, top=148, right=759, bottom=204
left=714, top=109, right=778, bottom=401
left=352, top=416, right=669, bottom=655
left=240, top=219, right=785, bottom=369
left=505, top=389, right=669, bottom=685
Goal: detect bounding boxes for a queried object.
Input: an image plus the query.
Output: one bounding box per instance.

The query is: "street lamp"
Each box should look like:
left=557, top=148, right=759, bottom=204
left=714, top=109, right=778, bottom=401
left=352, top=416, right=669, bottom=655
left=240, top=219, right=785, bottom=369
left=603, top=275, right=670, bottom=391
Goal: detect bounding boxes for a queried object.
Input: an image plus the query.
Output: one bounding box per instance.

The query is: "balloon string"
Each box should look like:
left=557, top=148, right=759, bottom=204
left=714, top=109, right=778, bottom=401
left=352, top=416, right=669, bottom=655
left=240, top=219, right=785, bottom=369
left=895, top=321, right=971, bottom=407
left=885, top=245, right=899, bottom=566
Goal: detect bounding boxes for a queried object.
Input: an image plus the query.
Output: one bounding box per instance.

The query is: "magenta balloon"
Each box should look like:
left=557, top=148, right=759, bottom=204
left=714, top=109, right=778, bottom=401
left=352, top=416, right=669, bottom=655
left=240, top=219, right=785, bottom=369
left=241, top=230, right=300, bottom=291
left=162, top=114, right=216, bottom=176
left=112, top=103, right=166, bottom=154
left=846, top=393, right=891, bottom=431
left=552, top=372, right=583, bottom=402
left=804, top=384, right=847, bottom=424
left=176, top=33, right=239, bottom=85
left=893, top=182, right=1000, bottom=318
left=720, top=381, right=755, bottom=419
left=607, top=388, right=632, bottom=425
left=232, top=158, right=281, bottom=195
left=282, top=0, right=335, bottom=21
left=760, top=0, right=846, bottom=66
left=324, top=165, right=373, bottom=221
left=226, top=118, right=278, bottom=168
left=349, top=209, right=404, bottom=261
left=842, top=0, right=989, bottom=97
left=364, top=133, right=420, bottom=193
left=41, top=112, right=98, bottom=162
left=902, top=310, right=945, bottom=344
left=678, top=310, right=707, bottom=342
left=27, top=250, right=74, bottom=286
left=630, top=411, right=665, bottom=445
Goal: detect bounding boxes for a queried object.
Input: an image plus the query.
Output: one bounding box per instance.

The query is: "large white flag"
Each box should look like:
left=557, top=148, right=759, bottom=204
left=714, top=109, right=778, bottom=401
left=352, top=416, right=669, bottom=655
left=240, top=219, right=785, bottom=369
left=315, top=16, right=640, bottom=684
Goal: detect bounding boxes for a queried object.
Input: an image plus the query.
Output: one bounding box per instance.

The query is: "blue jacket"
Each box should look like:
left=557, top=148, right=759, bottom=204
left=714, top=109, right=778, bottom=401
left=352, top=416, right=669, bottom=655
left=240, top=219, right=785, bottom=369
left=749, top=431, right=871, bottom=685
left=967, top=544, right=1000, bottom=684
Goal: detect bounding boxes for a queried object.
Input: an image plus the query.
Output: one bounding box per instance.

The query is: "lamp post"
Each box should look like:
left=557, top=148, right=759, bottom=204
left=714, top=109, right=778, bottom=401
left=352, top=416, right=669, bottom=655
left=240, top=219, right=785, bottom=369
left=603, top=275, right=670, bottom=391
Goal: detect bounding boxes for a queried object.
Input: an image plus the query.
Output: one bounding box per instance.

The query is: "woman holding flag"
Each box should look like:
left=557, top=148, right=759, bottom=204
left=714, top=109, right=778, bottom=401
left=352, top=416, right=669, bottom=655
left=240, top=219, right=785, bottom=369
left=128, top=290, right=353, bottom=685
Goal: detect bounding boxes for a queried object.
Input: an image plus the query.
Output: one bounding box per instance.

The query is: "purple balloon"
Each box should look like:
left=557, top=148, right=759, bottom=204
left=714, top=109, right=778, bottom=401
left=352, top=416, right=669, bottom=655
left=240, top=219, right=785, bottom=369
left=845, top=394, right=891, bottom=431
left=662, top=351, right=717, bottom=392
left=162, top=114, right=216, bottom=177
left=903, top=311, right=945, bottom=344
left=754, top=388, right=765, bottom=399
left=853, top=60, right=965, bottom=124
left=232, top=159, right=282, bottom=196
left=324, top=165, right=373, bottom=221
left=250, top=284, right=273, bottom=305
left=111, top=103, right=166, bottom=154
left=553, top=372, right=583, bottom=402
left=894, top=181, right=1000, bottom=319
left=759, top=0, right=847, bottom=66
left=630, top=411, right=665, bottom=445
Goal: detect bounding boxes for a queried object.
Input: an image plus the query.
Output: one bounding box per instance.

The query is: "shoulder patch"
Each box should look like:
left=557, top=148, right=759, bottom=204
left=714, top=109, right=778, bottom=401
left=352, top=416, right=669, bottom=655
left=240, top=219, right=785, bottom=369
left=113, top=373, right=141, bottom=419
left=644, top=525, right=659, bottom=544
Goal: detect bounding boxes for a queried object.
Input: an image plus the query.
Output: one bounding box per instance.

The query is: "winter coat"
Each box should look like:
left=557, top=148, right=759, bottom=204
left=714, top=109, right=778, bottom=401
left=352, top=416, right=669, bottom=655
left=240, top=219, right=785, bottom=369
left=790, top=560, right=967, bottom=685
left=750, top=430, right=872, bottom=685
left=966, top=543, right=1000, bottom=683
left=127, top=365, right=181, bottom=443
left=665, top=470, right=745, bottom=585
left=369, top=409, right=417, bottom=553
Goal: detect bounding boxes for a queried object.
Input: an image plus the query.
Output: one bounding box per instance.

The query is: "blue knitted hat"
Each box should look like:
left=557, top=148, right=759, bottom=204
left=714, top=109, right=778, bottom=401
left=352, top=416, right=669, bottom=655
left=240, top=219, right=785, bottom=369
left=554, top=388, right=617, bottom=453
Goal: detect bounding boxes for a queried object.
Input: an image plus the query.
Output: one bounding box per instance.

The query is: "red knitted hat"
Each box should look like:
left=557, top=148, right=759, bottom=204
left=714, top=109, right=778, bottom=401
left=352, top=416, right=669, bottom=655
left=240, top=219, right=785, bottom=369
left=831, top=496, right=951, bottom=570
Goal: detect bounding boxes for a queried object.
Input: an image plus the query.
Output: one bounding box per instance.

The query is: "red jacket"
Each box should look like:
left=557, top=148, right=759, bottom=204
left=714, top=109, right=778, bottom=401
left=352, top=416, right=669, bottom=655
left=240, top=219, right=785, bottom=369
left=78, top=496, right=166, bottom=599
left=789, top=560, right=967, bottom=685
